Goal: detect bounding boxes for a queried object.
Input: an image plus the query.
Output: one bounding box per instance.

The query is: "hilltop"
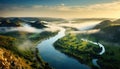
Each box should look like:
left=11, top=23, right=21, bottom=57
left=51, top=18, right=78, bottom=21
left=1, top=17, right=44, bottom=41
left=0, top=17, right=47, bottom=29
left=92, top=19, right=120, bottom=44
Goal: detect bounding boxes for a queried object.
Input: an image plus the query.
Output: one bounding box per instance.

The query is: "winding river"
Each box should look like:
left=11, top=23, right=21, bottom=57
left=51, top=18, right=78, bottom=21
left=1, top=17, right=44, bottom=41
left=37, top=22, right=105, bottom=69
left=81, top=38, right=105, bottom=68
left=37, top=27, right=90, bottom=69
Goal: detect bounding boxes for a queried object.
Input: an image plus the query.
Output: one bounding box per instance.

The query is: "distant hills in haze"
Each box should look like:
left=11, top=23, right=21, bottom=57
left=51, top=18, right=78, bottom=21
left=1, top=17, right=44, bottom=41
left=0, top=17, right=47, bottom=28
left=0, top=18, right=22, bottom=27
left=92, top=19, right=120, bottom=43
left=0, top=17, right=119, bottom=43
left=71, top=18, right=114, bottom=23
left=0, top=17, right=68, bottom=28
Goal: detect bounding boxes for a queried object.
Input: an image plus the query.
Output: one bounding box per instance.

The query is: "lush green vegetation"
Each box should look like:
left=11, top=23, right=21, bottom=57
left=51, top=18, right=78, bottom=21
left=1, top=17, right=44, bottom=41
left=0, top=35, right=22, bottom=58
left=0, top=35, right=45, bottom=69
left=97, top=44, right=120, bottom=69
left=54, top=33, right=100, bottom=68
left=83, top=19, right=120, bottom=69
left=0, top=30, right=58, bottom=43
left=92, top=25, right=120, bottom=44
left=0, top=30, right=58, bottom=69
left=0, top=17, right=47, bottom=29
left=0, top=18, right=23, bottom=27
left=29, top=20, right=47, bottom=29
left=76, top=32, right=120, bottom=69
left=29, top=31, right=58, bottom=42
left=92, top=19, right=120, bottom=44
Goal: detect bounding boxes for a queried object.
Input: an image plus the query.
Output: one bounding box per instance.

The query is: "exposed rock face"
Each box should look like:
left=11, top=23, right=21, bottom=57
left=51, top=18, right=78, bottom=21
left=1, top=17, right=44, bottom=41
left=0, top=48, right=31, bottom=69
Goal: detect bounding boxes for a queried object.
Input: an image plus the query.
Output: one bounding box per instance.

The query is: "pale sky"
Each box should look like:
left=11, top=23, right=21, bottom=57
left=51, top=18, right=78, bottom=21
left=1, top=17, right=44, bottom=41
left=0, top=0, right=120, bottom=18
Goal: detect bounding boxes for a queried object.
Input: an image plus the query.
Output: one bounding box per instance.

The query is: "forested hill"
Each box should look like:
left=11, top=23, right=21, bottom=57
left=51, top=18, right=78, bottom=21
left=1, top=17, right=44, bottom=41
left=92, top=19, right=120, bottom=43
left=0, top=17, right=46, bottom=29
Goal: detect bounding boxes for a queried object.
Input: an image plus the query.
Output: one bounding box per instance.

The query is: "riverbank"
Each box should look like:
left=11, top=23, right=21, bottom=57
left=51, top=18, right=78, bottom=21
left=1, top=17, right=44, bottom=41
left=97, top=43, right=120, bottom=69
left=54, top=33, right=101, bottom=69
left=38, top=28, right=91, bottom=69
left=77, top=33, right=120, bottom=69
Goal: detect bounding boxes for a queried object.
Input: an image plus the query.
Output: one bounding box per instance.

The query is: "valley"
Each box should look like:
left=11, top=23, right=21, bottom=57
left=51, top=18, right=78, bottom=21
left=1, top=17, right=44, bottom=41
left=0, top=17, right=120, bottom=69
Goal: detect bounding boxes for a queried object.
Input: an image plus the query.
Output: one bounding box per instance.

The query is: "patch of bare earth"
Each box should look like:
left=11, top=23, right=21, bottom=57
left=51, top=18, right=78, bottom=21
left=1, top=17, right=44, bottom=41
left=0, top=48, right=31, bottom=69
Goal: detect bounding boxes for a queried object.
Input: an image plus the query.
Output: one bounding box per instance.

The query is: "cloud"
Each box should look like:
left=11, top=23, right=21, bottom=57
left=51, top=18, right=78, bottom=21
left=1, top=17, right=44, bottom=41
left=0, top=1, right=120, bottom=18
left=87, top=1, right=120, bottom=10
left=61, top=3, right=65, bottom=6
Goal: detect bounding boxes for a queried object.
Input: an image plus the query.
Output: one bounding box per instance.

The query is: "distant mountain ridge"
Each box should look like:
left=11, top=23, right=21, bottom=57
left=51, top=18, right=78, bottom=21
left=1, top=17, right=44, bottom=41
left=0, top=18, right=22, bottom=27
left=0, top=17, right=68, bottom=28
left=0, top=17, right=47, bottom=29
left=92, top=19, right=120, bottom=43
left=29, top=20, right=46, bottom=28
left=94, top=19, right=120, bottom=29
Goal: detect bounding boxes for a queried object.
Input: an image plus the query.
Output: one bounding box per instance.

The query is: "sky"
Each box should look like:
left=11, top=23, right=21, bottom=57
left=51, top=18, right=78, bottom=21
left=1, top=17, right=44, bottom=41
left=0, top=0, right=120, bottom=18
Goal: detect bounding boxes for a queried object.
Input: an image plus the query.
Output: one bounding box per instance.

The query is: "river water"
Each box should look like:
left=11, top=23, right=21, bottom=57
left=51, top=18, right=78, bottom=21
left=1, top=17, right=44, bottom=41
left=81, top=38, right=105, bottom=68
left=37, top=27, right=90, bottom=69
left=37, top=21, right=105, bottom=69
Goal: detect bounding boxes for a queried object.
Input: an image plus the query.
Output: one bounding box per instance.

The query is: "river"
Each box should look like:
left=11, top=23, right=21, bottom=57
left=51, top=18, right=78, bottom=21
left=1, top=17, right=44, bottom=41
left=37, top=27, right=90, bottom=69
left=81, top=38, right=105, bottom=68
left=37, top=21, right=105, bottom=69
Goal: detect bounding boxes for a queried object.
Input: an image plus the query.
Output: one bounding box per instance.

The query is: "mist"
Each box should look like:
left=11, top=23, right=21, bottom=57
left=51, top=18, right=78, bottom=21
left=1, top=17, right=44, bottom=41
left=0, top=23, right=45, bottom=33
left=0, top=20, right=102, bottom=51
left=58, top=21, right=101, bottom=30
